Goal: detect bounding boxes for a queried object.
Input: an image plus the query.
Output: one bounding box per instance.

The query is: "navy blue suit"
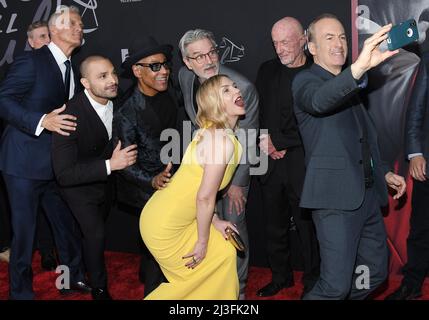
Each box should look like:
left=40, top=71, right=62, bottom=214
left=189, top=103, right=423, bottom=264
left=0, top=46, right=84, bottom=299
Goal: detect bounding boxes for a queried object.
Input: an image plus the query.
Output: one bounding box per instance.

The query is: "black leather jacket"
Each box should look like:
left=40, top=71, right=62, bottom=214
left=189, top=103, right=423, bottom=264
left=113, top=87, right=179, bottom=209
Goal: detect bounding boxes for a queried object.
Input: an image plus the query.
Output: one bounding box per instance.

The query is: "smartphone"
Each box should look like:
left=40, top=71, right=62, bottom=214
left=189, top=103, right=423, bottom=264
left=387, top=19, right=419, bottom=51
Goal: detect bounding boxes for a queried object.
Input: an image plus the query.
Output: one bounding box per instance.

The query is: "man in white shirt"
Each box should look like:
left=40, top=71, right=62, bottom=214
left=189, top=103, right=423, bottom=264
left=0, top=5, right=88, bottom=300
left=52, top=55, right=138, bottom=300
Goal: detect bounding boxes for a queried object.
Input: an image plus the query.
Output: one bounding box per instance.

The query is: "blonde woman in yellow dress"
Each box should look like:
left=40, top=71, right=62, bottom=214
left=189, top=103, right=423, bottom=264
left=140, top=74, right=245, bottom=299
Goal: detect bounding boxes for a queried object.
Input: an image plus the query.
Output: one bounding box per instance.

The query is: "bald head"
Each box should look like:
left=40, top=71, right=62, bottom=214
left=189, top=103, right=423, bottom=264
left=271, top=17, right=304, bottom=38
left=271, top=17, right=306, bottom=67
left=80, top=55, right=110, bottom=78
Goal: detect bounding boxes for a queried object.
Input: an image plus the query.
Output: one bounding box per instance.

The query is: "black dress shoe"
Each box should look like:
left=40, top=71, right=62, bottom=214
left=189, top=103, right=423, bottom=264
left=40, top=251, right=58, bottom=271
left=92, top=288, right=112, bottom=300
left=256, top=280, right=295, bottom=297
left=60, top=280, right=92, bottom=295
left=384, top=284, right=422, bottom=300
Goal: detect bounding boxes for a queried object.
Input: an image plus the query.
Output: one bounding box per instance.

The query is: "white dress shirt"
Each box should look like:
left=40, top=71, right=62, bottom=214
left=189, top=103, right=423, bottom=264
left=35, top=42, right=76, bottom=136
left=84, top=89, right=114, bottom=175
left=84, top=89, right=113, bottom=139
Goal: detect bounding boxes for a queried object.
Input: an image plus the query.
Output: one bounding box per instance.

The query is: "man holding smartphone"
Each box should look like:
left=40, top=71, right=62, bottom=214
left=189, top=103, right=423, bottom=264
left=293, top=14, right=406, bottom=300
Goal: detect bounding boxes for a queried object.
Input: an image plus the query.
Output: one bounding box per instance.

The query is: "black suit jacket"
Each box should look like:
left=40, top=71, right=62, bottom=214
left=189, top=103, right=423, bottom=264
left=405, top=51, right=429, bottom=171
left=256, top=58, right=306, bottom=182
left=52, top=91, right=114, bottom=206
left=293, top=64, right=389, bottom=210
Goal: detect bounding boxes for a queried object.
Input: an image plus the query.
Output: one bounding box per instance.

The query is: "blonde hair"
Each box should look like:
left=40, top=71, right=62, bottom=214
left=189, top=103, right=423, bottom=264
left=196, top=74, right=231, bottom=129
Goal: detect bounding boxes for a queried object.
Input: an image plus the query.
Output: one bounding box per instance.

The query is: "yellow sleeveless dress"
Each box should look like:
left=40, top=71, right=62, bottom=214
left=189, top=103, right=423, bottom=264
left=140, top=128, right=242, bottom=300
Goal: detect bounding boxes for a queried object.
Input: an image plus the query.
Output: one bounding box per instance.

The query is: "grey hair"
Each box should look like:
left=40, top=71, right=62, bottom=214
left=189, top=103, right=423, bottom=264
left=48, top=5, right=80, bottom=28
left=307, top=13, right=340, bottom=42
left=178, top=29, right=217, bottom=57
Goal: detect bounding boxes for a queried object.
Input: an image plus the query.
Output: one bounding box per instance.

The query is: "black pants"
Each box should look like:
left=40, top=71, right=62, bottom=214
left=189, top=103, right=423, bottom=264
left=36, top=209, right=56, bottom=256
left=260, top=147, right=320, bottom=288
left=0, top=174, right=11, bottom=251
left=139, top=240, right=166, bottom=296
left=118, top=202, right=165, bottom=297
left=402, top=179, right=429, bottom=290
left=68, top=199, right=110, bottom=289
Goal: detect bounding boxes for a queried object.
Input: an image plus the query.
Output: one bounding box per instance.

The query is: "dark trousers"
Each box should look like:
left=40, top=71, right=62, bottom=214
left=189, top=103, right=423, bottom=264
left=67, top=199, right=109, bottom=289
left=0, top=174, right=11, bottom=251
left=36, top=209, right=56, bottom=256
left=304, top=186, right=388, bottom=300
left=139, top=240, right=165, bottom=296
left=402, top=179, right=429, bottom=290
left=3, top=174, right=84, bottom=300
left=118, top=202, right=165, bottom=297
left=260, top=146, right=319, bottom=288
left=217, top=184, right=250, bottom=295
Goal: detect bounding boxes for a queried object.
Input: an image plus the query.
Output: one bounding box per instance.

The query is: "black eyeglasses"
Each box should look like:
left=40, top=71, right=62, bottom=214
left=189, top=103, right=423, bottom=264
left=186, top=48, right=219, bottom=64
left=134, top=61, right=172, bottom=72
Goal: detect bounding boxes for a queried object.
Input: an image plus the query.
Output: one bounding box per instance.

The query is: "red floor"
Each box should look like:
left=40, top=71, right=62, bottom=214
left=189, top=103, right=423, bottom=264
left=1, top=251, right=428, bottom=300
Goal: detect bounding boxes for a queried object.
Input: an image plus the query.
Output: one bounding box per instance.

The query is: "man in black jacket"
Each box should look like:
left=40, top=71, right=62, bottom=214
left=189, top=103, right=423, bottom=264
left=52, top=55, right=138, bottom=300
left=113, top=36, right=178, bottom=296
left=386, top=51, right=429, bottom=300
left=255, top=16, right=319, bottom=298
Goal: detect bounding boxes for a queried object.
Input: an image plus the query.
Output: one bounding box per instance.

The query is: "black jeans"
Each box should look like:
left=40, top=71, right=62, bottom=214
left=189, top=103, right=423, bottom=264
left=402, top=179, right=429, bottom=290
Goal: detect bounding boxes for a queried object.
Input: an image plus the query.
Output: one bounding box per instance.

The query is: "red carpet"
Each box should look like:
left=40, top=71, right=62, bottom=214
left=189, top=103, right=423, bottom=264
left=1, top=251, right=428, bottom=300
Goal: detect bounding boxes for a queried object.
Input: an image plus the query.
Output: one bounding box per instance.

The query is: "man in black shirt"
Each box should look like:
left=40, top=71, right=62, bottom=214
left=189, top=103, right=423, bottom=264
left=113, top=36, right=178, bottom=296
left=255, top=17, right=320, bottom=298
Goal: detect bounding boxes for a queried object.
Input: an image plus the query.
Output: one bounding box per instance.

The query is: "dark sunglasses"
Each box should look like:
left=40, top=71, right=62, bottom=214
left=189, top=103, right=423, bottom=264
left=134, top=61, right=172, bottom=72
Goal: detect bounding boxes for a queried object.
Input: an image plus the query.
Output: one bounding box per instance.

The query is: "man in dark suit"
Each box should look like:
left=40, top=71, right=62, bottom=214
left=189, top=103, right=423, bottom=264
left=0, top=120, right=11, bottom=264
left=255, top=16, right=319, bottom=297
left=386, top=51, right=429, bottom=300
left=26, top=20, right=59, bottom=272
left=292, top=14, right=406, bottom=299
left=52, top=56, right=138, bottom=300
left=113, top=36, right=178, bottom=296
left=0, top=5, right=88, bottom=299
left=178, top=29, right=259, bottom=299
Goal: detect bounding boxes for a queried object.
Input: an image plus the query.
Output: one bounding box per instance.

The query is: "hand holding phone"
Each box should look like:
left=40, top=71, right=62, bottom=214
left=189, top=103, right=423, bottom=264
left=387, top=19, right=419, bottom=51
